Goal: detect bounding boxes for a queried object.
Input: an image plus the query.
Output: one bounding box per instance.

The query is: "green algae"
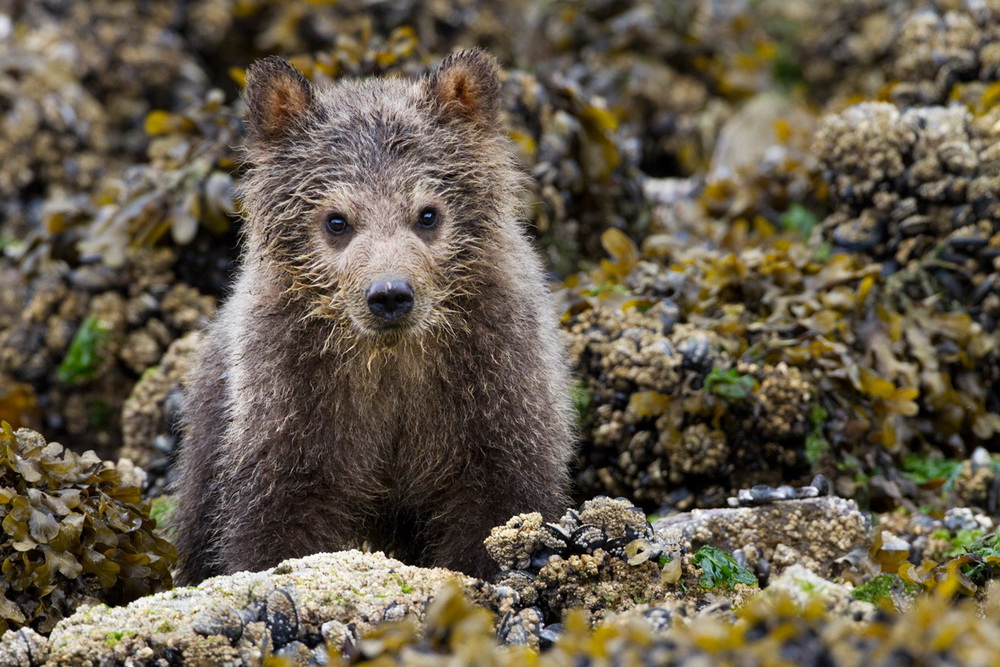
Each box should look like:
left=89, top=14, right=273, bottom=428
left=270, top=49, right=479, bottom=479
left=694, top=546, right=757, bottom=590
left=805, top=404, right=831, bottom=467
left=851, top=574, right=919, bottom=606
left=703, top=368, right=758, bottom=403
left=56, top=317, right=108, bottom=386
left=902, top=454, right=963, bottom=486
left=779, top=203, right=821, bottom=239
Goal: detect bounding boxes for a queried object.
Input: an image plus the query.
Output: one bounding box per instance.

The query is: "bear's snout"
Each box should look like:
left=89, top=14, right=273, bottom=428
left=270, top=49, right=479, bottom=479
left=366, top=278, right=414, bottom=321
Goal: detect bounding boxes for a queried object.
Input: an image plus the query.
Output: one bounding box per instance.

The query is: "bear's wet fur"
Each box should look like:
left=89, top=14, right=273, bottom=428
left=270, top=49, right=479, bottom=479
left=173, top=50, right=575, bottom=584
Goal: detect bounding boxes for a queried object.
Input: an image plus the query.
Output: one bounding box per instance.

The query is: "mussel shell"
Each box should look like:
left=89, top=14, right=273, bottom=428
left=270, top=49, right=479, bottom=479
left=570, top=524, right=606, bottom=552
left=624, top=538, right=662, bottom=565
left=541, top=522, right=573, bottom=549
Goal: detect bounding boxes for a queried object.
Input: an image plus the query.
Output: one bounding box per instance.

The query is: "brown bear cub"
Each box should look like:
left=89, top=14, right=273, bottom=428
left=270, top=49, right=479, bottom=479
left=172, top=50, right=575, bottom=584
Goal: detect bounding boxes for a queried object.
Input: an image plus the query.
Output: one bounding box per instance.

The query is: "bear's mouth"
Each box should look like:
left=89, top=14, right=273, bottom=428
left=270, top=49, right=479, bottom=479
left=350, top=308, right=424, bottom=346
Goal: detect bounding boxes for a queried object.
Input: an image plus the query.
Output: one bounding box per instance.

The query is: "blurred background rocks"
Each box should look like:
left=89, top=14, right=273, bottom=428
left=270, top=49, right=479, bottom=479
left=0, top=0, right=998, bottom=546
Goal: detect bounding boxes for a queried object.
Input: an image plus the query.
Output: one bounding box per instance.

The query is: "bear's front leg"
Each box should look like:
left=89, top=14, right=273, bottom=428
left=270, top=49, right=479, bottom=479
left=420, top=462, right=569, bottom=580
left=212, top=439, right=362, bottom=575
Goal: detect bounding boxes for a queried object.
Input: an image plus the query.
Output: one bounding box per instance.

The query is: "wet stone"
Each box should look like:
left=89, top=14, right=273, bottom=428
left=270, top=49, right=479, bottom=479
left=381, top=602, right=408, bottom=623
left=191, top=603, right=243, bottom=642
left=265, top=587, right=300, bottom=648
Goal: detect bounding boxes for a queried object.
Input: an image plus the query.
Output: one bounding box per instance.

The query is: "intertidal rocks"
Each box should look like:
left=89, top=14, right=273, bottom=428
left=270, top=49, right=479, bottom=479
left=4, top=0, right=1000, bottom=664
left=0, top=551, right=488, bottom=666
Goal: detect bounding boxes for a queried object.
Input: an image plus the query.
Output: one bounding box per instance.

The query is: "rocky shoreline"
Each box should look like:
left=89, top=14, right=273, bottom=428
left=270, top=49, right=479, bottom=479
left=3, top=0, right=1000, bottom=663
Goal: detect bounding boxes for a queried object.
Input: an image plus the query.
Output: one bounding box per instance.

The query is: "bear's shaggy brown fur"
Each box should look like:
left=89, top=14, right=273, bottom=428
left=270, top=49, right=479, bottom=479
left=173, top=50, right=575, bottom=584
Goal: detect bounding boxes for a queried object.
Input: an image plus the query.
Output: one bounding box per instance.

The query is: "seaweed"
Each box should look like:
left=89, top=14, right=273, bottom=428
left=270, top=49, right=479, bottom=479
left=0, top=424, right=176, bottom=633
left=902, top=454, right=963, bottom=487
left=703, top=368, right=758, bottom=403
left=851, top=574, right=919, bottom=606
left=693, top=545, right=758, bottom=590
left=56, top=317, right=108, bottom=386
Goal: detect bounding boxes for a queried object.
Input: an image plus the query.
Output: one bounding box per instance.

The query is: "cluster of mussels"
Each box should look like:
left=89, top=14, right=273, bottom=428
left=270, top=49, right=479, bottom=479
left=485, top=496, right=690, bottom=635
left=565, top=213, right=999, bottom=510
left=562, top=234, right=817, bottom=509
left=816, top=102, right=1000, bottom=329
left=729, top=474, right=830, bottom=507
left=190, top=585, right=336, bottom=665
left=888, top=2, right=1000, bottom=106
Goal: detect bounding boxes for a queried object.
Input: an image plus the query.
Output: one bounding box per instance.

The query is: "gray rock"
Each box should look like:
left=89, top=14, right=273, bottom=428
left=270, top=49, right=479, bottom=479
left=708, top=93, right=816, bottom=182
left=654, top=497, right=869, bottom=578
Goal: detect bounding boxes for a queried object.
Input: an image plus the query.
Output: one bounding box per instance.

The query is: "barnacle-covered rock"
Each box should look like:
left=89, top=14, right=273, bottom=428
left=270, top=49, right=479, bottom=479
left=565, top=296, right=815, bottom=507
left=485, top=497, right=732, bottom=626
left=0, top=425, right=175, bottom=634
left=533, top=550, right=660, bottom=621
left=27, top=550, right=491, bottom=665
left=890, top=3, right=1000, bottom=106
left=953, top=448, right=1000, bottom=512
left=485, top=498, right=674, bottom=575
left=655, top=497, right=869, bottom=580
left=120, top=331, right=201, bottom=492
left=765, top=564, right=875, bottom=622
left=805, top=98, right=1000, bottom=465
left=816, top=101, right=1000, bottom=329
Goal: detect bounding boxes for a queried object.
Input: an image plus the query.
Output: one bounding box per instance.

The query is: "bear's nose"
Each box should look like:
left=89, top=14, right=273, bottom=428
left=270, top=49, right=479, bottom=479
left=366, top=279, right=414, bottom=321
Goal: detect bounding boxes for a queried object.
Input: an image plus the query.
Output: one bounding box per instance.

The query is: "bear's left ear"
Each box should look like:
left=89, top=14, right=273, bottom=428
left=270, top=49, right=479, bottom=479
left=428, top=49, right=501, bottom=130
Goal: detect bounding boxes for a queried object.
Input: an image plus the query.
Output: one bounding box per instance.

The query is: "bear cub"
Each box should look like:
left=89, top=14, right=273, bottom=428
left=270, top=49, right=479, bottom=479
left=173, top=50, right=575, bottom=584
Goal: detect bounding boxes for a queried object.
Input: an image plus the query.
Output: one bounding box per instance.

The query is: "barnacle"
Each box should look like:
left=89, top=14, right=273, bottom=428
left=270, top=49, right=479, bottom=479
left=0, top=424, right=175, bottom=633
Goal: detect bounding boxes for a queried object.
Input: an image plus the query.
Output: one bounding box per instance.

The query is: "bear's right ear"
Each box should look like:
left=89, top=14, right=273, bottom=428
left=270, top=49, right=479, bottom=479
left=244, top=57, right=315, bottom=144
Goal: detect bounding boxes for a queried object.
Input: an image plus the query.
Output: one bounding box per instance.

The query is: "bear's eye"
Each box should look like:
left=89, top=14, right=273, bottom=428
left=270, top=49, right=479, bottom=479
left=416, top=207, right=439, bottom=229
left=326, top=213, right=350, bottom=235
